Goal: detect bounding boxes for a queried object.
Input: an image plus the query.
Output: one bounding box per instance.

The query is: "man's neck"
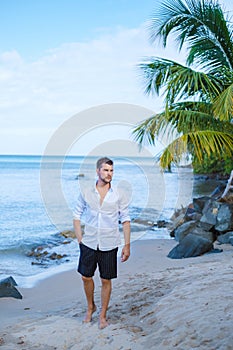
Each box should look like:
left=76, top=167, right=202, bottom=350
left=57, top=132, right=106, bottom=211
left=96, top=180, right=110, bottom=189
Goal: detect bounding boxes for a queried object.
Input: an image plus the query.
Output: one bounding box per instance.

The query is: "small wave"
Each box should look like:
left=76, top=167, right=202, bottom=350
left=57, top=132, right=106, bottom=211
left=0, top=234, right=66, bottom=256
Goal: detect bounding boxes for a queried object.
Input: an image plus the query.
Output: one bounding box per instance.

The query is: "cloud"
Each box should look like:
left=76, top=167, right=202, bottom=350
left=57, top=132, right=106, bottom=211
left=0, top=24, right=183, bottom=154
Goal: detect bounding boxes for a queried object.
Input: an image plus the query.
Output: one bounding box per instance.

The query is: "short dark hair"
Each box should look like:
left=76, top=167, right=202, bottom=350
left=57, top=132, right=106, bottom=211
left=96, top=157, right=113, bottom=169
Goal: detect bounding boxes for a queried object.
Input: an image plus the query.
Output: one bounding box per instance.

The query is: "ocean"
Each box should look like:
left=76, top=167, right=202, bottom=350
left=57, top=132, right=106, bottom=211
left=0, top=155, right=217, bottom=287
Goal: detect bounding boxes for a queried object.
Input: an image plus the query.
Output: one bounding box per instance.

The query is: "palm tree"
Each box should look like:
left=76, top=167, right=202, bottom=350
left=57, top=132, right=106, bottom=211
left=133, top=0, right=233, bottom=172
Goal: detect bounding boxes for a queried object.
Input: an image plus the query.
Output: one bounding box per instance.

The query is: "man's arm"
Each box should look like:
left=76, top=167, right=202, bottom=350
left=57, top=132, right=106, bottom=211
left=73, top=193, right=86, bottom=243
left=73, top=219, right=83, bottom=243
left=121, top=221, right=130, bottom=262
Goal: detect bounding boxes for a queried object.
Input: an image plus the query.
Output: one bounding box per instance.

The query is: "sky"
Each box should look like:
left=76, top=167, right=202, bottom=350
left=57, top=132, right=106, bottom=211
left=0, top=0, right=233, bottom=156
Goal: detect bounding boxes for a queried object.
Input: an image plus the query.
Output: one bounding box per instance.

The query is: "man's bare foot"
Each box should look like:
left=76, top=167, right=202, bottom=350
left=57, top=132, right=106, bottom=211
left=83, top=304, right=97, bottom=323
left=99, top=317, right=109, bottom=329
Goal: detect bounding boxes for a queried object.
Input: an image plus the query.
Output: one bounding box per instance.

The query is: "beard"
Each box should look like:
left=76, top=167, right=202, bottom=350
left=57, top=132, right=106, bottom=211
left=100, top=175, right=112, bottom=184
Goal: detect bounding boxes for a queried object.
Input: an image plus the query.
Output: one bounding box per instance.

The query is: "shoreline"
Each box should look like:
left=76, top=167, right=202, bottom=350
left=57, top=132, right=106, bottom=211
left=0, top=161, right=226, bottom=286
left=1, top=238, right=233, bottom=349
left=2, top=229, right=172, bottom=289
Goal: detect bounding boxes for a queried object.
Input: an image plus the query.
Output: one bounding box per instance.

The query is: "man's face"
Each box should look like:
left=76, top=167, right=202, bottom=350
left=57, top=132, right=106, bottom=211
left=97, top=163, right=113, bottom=184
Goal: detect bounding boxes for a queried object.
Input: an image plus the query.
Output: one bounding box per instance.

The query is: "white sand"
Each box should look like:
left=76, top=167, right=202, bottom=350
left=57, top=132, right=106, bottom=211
left=0, top=239, right=233, bottom=350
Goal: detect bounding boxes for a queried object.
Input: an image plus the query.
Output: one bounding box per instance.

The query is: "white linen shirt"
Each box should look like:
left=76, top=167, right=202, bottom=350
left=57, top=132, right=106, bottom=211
left=73, top=184, right=130, bottom=251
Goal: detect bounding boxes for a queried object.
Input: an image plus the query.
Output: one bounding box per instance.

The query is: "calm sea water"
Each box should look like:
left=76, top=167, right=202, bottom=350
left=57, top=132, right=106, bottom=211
left=0, top=155, right=216, bottom=287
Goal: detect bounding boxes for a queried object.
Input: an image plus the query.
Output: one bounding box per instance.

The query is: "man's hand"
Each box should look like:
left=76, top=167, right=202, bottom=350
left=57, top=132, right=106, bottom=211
left=121, top=244, right=130, bottom=262
left=73, top=219, right=83, bottom=244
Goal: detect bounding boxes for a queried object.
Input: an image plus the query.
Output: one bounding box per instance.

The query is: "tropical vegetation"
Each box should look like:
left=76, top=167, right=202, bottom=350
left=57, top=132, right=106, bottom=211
left=133, top=0, right=233, bottom=175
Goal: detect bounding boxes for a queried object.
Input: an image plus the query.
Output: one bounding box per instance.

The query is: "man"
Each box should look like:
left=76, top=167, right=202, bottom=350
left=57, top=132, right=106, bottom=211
left=73, top=157, right=131, bottom=329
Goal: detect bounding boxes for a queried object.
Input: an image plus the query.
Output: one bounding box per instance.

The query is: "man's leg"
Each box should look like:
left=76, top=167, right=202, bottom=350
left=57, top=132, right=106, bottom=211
left=99, top=278, right=112, bottom=329
left=78, top=244, right=97, bottom=322
left=82, top=276, right=96, bottom=323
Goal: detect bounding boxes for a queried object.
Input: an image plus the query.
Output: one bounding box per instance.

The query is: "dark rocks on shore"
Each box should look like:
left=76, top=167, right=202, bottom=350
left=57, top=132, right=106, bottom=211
left=167, top=184, right=233, bottom=259
left=60, top=230, right=76, bottom=239
left=27, top=245, right=68, bottom=266
left=25, top=229, right=81, bottom=267
left=217, top=231, right=233, bottom=245
left=75, top=173, right=85, bottom=179
left=0, top=276, right=22, bottom=299
left=167, top=233, right=214, bottom=259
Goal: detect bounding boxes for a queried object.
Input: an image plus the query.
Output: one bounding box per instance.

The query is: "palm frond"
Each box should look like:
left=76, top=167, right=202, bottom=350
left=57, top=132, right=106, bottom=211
left=188, top=130, right=233, bottom=159
left=159, top=130, right=233, bottom=168
left=149, top=0, right=233, bottom=70
left=132, top=115, right=158, bottom=146
left=139, top=57, right=222, bottom=103
left=159, top=135, right=189, bottom=168
left=132, top=112, right=178, bottom=146
left=186, top=0, right=233, bottom=69
left=213, top=83, right=233, bottom=121
left=167, top=102, right=233, bottom=132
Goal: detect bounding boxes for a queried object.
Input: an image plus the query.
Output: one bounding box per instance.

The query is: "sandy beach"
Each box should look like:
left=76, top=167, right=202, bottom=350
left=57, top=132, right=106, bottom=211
left=0, top=238, right=233, bottom=350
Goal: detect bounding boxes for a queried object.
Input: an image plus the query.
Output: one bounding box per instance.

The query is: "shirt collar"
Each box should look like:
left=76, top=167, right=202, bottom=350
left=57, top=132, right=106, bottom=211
left=92, top=182, right=113, bottom=193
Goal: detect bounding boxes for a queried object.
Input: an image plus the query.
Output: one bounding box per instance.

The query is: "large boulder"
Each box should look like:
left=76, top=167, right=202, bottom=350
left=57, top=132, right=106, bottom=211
left=173, top=219, right=216, bottom=243
left=0, top=276, right=22, bottom=299
left=191, top=226, right=216, bottom=243
left=173, top=220, right=197, bottom=242
left=167, top=233, right=213, bottom=259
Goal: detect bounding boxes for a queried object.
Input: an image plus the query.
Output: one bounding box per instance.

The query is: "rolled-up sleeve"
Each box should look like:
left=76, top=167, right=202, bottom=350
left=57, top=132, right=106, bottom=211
left=118, top=191, right=131, bottom=223
left=73, top=194, right=86, bottom=220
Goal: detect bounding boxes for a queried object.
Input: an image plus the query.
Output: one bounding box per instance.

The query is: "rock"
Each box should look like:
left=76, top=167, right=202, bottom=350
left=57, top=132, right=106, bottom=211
left=215, top=203, right=233, bottom=232
left=200, top=200, right=220, bottom=227
left=196, top=199, right=233, bottom=233
left=172, top=219, right=216, bottom=243
left=217, top=231, right=233, bottom=244
left=75, top=173, right=85, bottom=179
left=27, top=244, right=68, bottom=267
left=191, top=226, right=216, bottom=243
left=168, top=181, right=233, bottom=258
left=27, top=247, right=49, bottom=258
left=157, top=220, right=167, bottom=228
left=168, top=213, right=187, bottom=236
left=198, top=220, right=215, bottom=232
left=60, top=230, right=76, bottom=239
left=173, top=220, right=197, bottom=242
left=193, top=196, right=211, bottom=213
left=167, top=233, right=213, bottom=259
left=0, top=276, right=23, bottom=299
left=49, top=252, right=67, bottom=260
left=186, top=212, right=202, bottom=222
